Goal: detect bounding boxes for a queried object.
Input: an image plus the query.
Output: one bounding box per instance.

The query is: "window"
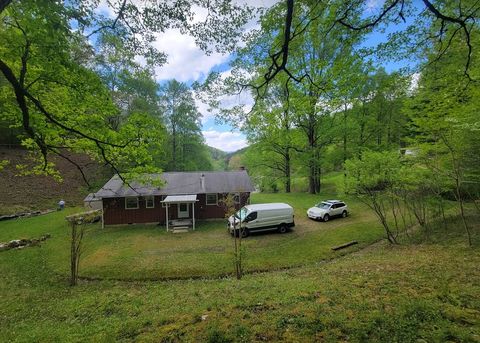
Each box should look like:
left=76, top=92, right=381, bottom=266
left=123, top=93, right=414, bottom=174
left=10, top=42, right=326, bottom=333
left=233, top=193, right=240, bottom=205
left=206, top=193, right=218, bottom=205
left=125, top=197, right=139, bottom=209
left=245, top=211, right=257, bottom=222
left=179, top=203, right=188, bottom=212
left=145, top=196, right=154, bottom=208
left=316, top=202, right=331, bottom=209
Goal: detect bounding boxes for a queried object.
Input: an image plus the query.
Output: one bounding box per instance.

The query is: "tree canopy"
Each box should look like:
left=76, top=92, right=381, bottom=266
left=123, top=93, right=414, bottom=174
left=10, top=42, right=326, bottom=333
left=0, top=0, right=253, bottom=182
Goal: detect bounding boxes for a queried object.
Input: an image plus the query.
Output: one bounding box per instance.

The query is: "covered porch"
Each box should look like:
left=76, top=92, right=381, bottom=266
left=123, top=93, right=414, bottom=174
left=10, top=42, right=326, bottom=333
left=161, top=195, right=198, bottom=231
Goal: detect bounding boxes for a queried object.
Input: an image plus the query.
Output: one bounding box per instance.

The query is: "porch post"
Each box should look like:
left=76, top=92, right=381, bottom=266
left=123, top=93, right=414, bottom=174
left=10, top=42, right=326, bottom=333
left=192, top=202, right=195, bottom=230
left=166, top=203, right=169, bottom=231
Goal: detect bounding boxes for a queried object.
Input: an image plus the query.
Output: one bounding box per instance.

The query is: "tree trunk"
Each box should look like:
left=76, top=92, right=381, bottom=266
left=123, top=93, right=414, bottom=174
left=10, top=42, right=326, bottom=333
left=172, top=124, right=176, bottom=170
left=285, top=148, right=291, bottom=193
left=307, top=115, right=318, bottom=194
left=70, top=222, right=77, bottom=286
left=455, top=177, right=472, bottom=246
left=343, top=102, right=348, bottom=179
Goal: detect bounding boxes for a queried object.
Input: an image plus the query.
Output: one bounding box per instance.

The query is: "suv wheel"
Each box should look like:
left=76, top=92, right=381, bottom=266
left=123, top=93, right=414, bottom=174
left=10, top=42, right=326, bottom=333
left=241, top=228, right=249, bottom=238
left=342, top=210, right=348, bottom=218
left=323, top=214, right=329, bottom=222
left=278, top=224, right=288, bottom=234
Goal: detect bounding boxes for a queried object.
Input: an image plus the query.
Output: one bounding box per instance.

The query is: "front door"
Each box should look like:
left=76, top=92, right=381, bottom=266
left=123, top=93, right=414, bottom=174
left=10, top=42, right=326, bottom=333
left=178, top=203, right=189, bottom=218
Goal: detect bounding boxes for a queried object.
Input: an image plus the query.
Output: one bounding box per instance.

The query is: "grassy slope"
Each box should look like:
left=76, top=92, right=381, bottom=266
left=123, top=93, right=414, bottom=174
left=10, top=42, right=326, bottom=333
left=0, top=174, right=479, bottom=342
left=0, top=225, right=478, bottom=342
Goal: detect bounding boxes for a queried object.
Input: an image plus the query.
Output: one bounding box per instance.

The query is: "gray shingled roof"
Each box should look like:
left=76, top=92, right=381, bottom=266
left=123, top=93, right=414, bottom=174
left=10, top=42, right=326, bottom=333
left=94, top=171, right=255, bottom=198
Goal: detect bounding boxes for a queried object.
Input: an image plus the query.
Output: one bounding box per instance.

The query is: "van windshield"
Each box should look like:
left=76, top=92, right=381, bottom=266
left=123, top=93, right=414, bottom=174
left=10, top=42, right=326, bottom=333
left=234, top=207, right=249, bottom=220
left=315, top=202, right=331, bottom=209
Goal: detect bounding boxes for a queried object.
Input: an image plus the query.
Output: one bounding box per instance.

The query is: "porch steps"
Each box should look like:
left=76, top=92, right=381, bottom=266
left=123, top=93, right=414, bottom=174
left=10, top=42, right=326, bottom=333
left=171, top=227, right=190, bottom=233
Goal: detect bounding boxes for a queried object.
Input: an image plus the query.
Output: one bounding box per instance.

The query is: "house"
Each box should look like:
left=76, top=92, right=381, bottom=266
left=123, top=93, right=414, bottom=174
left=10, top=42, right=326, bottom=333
left=92, top=170, right=255, bottom=227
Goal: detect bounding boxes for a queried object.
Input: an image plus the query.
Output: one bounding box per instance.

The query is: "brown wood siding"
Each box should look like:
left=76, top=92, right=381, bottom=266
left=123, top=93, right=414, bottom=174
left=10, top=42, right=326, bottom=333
left=103, top=193, right=250, bottom=225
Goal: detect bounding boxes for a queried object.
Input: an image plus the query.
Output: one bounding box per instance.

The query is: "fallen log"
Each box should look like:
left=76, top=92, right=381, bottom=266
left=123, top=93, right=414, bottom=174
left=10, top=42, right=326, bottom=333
left=331, top=240, right=358, bottom=251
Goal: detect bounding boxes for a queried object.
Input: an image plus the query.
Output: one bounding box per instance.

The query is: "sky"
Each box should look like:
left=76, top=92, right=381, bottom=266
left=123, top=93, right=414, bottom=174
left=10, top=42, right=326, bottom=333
left=149, top=1, right=277, bottom=152
left=97, top=0, right=418, bottom=152
left=96, top=0, right=277, bottom=152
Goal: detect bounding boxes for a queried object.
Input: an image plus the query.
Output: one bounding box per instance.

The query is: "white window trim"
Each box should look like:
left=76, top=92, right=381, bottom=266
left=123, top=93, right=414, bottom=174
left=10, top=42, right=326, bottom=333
left=233, top=192, right=240, bottom=205
left=145, top=196, right=155, bottom=209
left=125, top=197, right=139, bottom=210
left=206, top=193, right=218, bottom=206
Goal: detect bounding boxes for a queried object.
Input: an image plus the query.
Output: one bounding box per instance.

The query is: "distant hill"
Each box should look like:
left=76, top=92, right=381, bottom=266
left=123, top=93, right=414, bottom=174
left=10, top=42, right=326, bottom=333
left=207, top=146, right=249, bottom=171
left=207, top=146, right=228, bottom=171
left=225, top=146, right=248, bottom=170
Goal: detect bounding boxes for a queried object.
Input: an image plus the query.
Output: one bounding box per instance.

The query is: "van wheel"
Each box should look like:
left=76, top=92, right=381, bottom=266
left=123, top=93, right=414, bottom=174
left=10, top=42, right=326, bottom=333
left=323, top=214, right=329, bottom=222
left=241, top=228, right=249, bottom=238
left=342, top=210, right=348, bottom=218
left=278, top=224, right=288, bottom=234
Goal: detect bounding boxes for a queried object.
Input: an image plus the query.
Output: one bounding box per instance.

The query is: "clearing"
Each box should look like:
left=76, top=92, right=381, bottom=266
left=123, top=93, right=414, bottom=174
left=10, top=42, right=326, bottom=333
left=0, top=187, right=479, bottom=341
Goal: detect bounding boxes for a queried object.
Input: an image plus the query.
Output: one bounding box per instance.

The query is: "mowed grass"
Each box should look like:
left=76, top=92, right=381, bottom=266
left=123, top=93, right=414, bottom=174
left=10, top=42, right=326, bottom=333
left=1, top=173, right=479, bottom=342
left=0, top=218, right=479, bottom=342
left=0, top=176, right=384, bottom=280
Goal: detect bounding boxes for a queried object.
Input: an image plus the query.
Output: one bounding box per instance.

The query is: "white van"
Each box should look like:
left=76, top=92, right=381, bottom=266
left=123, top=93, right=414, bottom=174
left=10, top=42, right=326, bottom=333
left=227, top=203, right=295, bottom=237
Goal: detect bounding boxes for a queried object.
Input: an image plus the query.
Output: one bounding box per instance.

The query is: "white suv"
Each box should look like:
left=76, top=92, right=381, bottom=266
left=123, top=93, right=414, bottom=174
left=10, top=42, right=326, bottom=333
left=307, top=200, right=348, bottom=222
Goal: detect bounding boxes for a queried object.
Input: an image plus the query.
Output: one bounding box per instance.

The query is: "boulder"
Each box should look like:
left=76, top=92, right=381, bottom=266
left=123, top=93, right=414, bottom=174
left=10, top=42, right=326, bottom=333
left=8, top=240, right=21, bottom=248
left=0, top=214, right=17, bottom=221
left=0, top=243, right=10, bottom=251
left=18, top=239, right=30, bottom=246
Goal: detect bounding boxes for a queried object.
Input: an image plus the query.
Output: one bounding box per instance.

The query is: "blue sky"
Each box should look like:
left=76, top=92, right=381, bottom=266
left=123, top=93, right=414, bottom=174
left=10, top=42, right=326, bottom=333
left=97, top=0, right=420, bottom=152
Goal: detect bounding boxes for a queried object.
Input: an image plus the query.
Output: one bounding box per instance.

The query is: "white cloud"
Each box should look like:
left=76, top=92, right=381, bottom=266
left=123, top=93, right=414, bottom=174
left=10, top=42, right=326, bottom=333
left=202, top=130, right=248, bottom=152
left=194, top=68, right=255, bottom=125
left=195, top=97, right=215, bottom=124
left=366, top=0, right=385, bottom=12
left=95, top=1, right=113, bottom=16
left=153, top=29, right=229, bottom=82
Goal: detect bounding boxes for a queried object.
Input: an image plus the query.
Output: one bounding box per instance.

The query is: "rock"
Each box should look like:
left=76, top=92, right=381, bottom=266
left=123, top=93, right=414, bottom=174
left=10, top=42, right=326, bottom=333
left=8, top=240, right=21, bottom=248
left=201, top=314, right=209, bottom=321
left=0, top=214, right=17, bottom=221
left=19, top=239, right=30, bottom=246
left=30, top=239, right=40, bottom=246
left=0, top=243, right=10, bottom=251
left=40, top=234, right=51, bottom=241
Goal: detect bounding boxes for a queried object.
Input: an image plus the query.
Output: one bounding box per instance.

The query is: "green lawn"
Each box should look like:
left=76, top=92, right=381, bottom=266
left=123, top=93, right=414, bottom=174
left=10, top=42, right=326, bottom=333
left=1, top=179, right=479, bottom=342
left=0, top=191, right=384, bottom=280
